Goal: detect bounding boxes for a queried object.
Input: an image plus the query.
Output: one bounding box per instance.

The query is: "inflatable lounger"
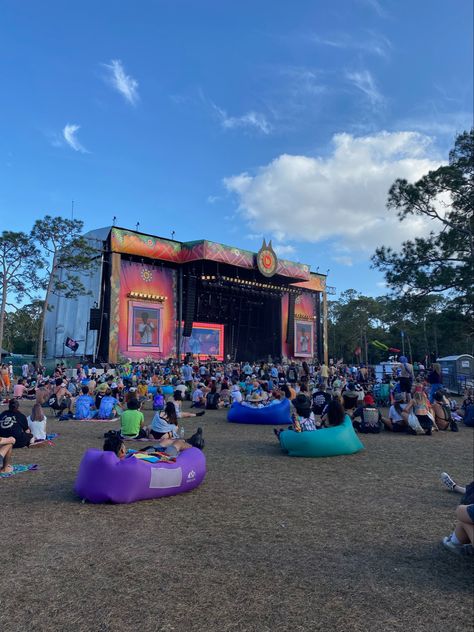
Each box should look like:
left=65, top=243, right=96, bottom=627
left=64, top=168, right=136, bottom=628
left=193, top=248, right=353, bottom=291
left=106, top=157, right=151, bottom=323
left=227, top=398, right=292, bottom=425
left=75, top=447, right=206, bottom=504
left=279, top=416, right=364, bottom=457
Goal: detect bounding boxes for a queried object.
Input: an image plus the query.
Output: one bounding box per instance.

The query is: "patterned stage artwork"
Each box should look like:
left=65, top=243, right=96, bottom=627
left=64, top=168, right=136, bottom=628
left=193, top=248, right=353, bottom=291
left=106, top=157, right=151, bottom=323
left=117, top=261, right=177, bottom=360
left=281, top=293, right=317, bottom=359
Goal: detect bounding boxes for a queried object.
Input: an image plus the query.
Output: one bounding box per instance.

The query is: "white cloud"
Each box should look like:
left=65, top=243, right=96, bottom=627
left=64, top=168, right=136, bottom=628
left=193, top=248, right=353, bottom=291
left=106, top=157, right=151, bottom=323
left=212, top=102, right=271, bottom=134
left=333, top=255, right=354, bottom=266
left=103, top=59, right=139, bottom=105
left=358, top=0, right=388, bottom=17
left=63, top=124, right=88, bottom=153
left=273, top=243, right=296, bottom=257
left=312, top=31, right=392, bottom=58
left=346, top=70, right=384, bottom=106
left=223, top=131, right=443, bottom=254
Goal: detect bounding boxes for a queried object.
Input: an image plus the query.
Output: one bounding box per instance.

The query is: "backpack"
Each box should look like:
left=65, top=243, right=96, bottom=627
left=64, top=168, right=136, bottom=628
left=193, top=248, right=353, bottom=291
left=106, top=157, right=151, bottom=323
left=463, top=403, right=474, bottom=427
left=206, top=392, right=220, bottom=410
left=359, top=407, right=382, bottom=434
left=153, top=394, right=164, bottom=411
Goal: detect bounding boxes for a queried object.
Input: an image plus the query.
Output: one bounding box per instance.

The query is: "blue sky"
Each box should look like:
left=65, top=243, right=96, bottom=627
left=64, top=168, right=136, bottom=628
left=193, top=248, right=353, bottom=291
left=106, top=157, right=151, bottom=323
left=1, top=0, right=472, bottom=297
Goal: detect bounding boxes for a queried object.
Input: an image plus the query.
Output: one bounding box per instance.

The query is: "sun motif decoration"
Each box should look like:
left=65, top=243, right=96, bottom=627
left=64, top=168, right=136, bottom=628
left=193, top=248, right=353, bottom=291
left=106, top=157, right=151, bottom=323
left=256, top=239, right=278, bottom=277
left=141, top=268, right=153, bottom=283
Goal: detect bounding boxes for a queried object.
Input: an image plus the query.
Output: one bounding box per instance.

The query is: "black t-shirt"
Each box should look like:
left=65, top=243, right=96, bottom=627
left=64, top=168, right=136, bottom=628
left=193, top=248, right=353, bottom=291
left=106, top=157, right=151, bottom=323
left=312, top=391, right=331, bottom=415
left=0, top=410, right=30, bottom=447
left=206, top=392, right=220, bottom=410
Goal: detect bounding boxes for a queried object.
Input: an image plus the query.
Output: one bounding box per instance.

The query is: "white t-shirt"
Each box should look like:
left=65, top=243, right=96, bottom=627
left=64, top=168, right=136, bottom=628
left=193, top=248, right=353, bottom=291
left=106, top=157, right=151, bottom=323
left=192, top=388, right=204, bottom=403
left=389, top=403, right=407, bottom=423
left=231, top=389, right=243, bottom=403
left=27, top=415, right=47, bottom=440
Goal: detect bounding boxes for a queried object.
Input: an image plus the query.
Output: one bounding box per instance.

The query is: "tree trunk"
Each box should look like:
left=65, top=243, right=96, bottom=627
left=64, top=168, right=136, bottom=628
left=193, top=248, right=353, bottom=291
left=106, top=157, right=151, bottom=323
left=0, top=279, right=7, bottom=358
left=36, top=257, right=56, bottom=367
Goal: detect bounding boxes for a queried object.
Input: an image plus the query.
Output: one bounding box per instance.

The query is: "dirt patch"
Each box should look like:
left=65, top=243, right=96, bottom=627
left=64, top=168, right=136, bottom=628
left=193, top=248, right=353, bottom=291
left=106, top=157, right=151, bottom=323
left=1, top=400, right=473, bottom=631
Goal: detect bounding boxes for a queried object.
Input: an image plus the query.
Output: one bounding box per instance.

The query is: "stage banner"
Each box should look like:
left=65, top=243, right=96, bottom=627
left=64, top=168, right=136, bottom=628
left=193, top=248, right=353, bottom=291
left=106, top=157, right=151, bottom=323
left=118, top=261, right=176, bottom=359
left=182, top=323, right=224, bottom=361
left=281, top=292, right=317, bottom=359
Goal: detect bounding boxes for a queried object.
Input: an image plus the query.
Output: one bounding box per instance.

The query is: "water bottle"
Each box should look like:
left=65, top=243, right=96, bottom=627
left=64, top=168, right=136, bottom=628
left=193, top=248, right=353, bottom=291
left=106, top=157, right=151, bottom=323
left=179, top=425, right=185, bottom=439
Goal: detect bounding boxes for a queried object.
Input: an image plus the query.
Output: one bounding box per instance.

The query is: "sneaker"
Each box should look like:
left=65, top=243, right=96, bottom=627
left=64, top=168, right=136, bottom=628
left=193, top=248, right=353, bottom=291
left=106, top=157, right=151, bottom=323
left=442, top=536, right=464, bottom=555
left=195, top=410, right=205, bottom=417
left=450, top=420, right=459, bottom=432
left=441, top=472, right=457, bottom=492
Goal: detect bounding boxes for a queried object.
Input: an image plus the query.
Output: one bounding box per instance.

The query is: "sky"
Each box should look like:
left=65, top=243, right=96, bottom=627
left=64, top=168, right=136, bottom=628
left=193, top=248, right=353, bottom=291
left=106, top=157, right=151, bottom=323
left=0, top=0, right=472, bottom=297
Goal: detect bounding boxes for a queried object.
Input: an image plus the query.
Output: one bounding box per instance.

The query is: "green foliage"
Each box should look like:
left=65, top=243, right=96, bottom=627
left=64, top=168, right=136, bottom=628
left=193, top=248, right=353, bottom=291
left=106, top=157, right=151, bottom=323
left=372, top=129, right=474, bottom=316
left=3, top=301, right=42, bottom=355
left=328, top=291, right=473, bottom=363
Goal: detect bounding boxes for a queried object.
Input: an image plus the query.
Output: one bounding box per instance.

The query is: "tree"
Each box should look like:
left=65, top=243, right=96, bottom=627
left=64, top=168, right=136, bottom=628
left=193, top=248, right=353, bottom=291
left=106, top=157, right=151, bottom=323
left=372, top=129, right=474, bottom=317
left=3, top=301, right=42, bottom=355
left=31, top=216, right=99, bottom=365
left=0, top=231, right=42, bottom=356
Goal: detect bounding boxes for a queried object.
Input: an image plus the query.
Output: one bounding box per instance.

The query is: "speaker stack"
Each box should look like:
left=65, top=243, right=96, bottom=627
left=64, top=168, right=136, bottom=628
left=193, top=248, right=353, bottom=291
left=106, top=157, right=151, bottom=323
left=183, top=275, right=197, bottom=337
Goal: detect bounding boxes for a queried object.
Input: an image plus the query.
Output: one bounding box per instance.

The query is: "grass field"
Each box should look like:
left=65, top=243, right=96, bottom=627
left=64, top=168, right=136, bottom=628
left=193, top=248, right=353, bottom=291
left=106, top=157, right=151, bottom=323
left=1, top=400, right=473, bottom=632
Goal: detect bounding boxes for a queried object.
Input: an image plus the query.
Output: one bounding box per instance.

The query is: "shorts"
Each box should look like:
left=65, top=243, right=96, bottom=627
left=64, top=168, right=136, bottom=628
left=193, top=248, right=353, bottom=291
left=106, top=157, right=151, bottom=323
left=392, top=422, right=407, bottom=433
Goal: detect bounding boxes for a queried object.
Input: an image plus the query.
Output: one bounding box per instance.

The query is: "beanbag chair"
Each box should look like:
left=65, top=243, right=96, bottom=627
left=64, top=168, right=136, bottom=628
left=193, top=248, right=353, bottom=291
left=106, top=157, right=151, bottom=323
left=279, top=416, right=364, bottom=457
left=227, top=399, right=291, bottom=425
left=74, top=447, right=206, bottom=503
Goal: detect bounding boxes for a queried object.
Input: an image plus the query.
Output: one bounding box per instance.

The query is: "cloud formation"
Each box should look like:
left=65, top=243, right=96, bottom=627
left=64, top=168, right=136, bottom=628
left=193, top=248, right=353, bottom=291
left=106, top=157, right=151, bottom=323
left=212, top=102, right=271, bottom=134
left=312, top=31, right=392, bottom=58
left=346, top=70, right=384, bottom=106
left=63, top=124, right=88, bottom=153
left=223, top=131, right=442, bottom=254
left=103, top=59, right=139, bottom=105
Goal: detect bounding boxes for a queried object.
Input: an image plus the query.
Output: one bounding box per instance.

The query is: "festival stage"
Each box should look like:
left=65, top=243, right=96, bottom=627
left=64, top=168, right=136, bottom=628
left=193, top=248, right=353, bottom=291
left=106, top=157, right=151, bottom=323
left=45, top=227, right=327, bottom=363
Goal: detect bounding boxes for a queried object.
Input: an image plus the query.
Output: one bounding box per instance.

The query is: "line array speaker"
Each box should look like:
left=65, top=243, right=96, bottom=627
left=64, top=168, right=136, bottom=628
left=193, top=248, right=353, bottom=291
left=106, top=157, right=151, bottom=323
left=183, top=275, right=197, bottom=337
left=286, top=293, right=296, bottom=344
left=89, top=308, right=101, bottom=331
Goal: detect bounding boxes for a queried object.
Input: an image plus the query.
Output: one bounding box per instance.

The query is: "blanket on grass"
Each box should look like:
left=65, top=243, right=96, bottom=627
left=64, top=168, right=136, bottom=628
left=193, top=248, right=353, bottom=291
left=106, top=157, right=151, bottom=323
left=0, top=464, right=39, bottom=478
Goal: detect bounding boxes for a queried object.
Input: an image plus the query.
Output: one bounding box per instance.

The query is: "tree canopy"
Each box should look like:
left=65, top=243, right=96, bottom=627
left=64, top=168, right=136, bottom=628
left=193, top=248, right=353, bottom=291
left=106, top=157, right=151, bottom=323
left=372, top=129, right=473, bottom=316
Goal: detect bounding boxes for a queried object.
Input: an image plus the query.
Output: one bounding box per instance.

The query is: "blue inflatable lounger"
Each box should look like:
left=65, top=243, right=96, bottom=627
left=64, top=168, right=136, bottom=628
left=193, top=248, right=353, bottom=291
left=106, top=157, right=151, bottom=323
left=227, top=399, right=292, bottom=425
left=279, top=416, right=364, bottom=457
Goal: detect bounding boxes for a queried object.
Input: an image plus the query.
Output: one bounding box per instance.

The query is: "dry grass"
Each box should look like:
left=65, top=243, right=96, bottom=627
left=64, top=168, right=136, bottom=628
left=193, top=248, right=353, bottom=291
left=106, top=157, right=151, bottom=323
left=1, top=399, right=473, bottom=632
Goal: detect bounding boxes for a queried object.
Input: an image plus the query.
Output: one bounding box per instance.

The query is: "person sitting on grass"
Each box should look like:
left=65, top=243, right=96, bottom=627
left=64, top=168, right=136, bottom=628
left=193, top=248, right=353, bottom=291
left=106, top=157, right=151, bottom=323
left=382, top=392, right=410, bottom=432
left=442, top=503, right=474, bottom=556
left=173, top=390, right=205, bottom=419
left=27, top=403, right=47, bottom=441
left=432, top=391, right=458, bottom=431
left=440, top=472, right=474, bottom=504
left=0, top=436, right=15, bottom=473
left=148, top=403, right=204, bottom=453
left=120, top=398, right=148, bottom=439
left=0, top=399, right=35, bottom=448
left=350, top=393, right=385, bottom=434
left=98, top=388, right=122, bottom=420
left=206, top=385, right=222, bottom=410
left=13, top=378, right=27, bottom=399
left=404, top=391, right=435, bottom=435
left=74, top=385, right=98, bottom=419
left=191, top=383, right=206, bottom=408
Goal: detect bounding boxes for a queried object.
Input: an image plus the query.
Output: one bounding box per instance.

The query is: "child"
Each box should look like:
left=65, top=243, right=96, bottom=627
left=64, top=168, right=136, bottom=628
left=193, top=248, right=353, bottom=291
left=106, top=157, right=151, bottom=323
left=27, top=403, right=48, bottom=441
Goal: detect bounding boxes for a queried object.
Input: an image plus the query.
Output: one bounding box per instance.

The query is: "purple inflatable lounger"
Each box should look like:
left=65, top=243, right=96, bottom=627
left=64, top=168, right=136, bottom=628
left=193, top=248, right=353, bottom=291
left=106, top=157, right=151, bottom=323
left=74, top=447, right=206, bottom=504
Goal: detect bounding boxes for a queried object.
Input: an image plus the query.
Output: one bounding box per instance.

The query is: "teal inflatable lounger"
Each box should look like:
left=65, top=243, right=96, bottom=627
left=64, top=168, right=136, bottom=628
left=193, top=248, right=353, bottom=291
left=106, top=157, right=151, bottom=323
left=279, top=416, right=364, bottom=458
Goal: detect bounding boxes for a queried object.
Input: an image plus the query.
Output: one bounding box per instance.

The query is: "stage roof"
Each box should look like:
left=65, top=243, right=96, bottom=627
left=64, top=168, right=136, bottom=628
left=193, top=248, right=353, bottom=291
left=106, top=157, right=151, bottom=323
left=109, top=227, right=325, bottom=290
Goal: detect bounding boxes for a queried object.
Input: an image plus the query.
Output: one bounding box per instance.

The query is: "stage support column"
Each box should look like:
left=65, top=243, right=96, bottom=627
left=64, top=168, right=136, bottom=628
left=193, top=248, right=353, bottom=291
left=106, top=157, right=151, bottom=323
left=177, top=268, right=183, bottom=360
left=108, top=252, right=121, bottom=363
left=323, top=289, right=328, bottom=365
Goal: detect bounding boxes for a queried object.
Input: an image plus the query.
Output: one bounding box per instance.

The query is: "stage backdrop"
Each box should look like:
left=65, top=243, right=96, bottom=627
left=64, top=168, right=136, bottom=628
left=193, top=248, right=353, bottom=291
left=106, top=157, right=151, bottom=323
left=281, top=292, right=317, bottom=359
left=118, top=261, right=177, bottom=360
left=182, top=323, right=224, bottom=361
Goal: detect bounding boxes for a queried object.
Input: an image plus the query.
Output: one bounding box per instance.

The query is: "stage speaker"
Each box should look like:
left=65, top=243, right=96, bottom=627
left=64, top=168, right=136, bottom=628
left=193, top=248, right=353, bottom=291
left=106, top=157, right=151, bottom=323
left=286, top=294, right=296, bottom=344
left=89, top=308, right=101, bottom=331
left=183, top=275, right=197, bottom=337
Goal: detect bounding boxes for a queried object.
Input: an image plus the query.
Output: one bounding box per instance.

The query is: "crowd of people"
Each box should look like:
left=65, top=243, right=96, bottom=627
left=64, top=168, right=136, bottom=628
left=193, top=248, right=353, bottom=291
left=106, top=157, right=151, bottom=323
left=0, top=355, right=472, bottom=554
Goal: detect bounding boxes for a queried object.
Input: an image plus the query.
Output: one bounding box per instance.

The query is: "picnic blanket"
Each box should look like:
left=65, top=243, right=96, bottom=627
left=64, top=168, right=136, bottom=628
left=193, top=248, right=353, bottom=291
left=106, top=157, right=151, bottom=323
left=0, top=464, right=39, bottom=479
left=75, top=417, right=120, bottom=423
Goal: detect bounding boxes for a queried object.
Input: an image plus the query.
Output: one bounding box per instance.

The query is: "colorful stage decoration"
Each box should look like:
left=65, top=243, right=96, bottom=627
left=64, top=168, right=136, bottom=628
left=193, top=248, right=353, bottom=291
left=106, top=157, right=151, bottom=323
left=294, top=319, right=314, bottom=357
left=182, top=323, right=224, bottom=360
left=118, top=261, right=176, bottom=360
left=111, top=227, right=311, bottom=281
left=282, top=292, right=317, bottom=358
left=256, top=239, right=278, bottom=277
